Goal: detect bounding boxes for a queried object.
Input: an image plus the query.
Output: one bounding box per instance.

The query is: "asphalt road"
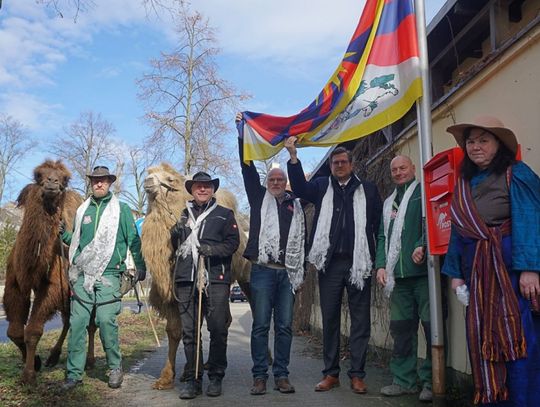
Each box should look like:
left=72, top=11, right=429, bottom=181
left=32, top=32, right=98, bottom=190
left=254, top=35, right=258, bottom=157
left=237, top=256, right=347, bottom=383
left=0, top=300, right=144, bottom=343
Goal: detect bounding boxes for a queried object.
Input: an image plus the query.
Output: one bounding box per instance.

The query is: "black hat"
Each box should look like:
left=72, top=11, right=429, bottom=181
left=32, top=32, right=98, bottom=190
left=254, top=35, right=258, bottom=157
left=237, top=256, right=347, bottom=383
left=185, top=171, right=219, bottom=194
left=87, top=166, right=117, bottom=183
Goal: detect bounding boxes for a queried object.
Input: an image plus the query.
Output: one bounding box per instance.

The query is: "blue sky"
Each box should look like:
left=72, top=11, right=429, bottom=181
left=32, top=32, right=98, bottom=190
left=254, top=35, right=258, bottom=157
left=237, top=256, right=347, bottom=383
left=0, top=0, right=446, bottom=202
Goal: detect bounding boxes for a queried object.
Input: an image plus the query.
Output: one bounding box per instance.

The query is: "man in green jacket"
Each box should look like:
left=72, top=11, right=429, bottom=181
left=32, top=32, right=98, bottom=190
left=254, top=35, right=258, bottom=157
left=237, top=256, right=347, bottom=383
left=375, top=155, right=432, bottom=402
left=61, top=166, right=146, bottom=390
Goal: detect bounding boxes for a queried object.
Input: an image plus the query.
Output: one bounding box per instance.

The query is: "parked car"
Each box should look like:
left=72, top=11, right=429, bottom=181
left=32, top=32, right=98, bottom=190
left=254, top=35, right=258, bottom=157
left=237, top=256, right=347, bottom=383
left=230, top=285, right=247, bottom=303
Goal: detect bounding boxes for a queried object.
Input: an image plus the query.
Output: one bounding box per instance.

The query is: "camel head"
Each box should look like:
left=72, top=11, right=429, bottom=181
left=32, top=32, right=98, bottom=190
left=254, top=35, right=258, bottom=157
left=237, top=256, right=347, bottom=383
left=35, top=160, right=71, bottom=198
left=17, top=160, right=71, bottom=213
left=144, top=163, right=186, bottom=201
left=144, top=163, right=188, bottom=208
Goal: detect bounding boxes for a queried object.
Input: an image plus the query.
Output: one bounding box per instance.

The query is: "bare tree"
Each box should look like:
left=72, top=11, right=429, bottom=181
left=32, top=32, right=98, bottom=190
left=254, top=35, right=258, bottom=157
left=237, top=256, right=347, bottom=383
left=119, top=144, right=157, bottom=216
left=0, top=115, right=34, bottom=204
left=49, top=111, right=116, bottom=196
left=137, top=2, right=249, bottom=177
left=34, top=0, right=184, bottom=21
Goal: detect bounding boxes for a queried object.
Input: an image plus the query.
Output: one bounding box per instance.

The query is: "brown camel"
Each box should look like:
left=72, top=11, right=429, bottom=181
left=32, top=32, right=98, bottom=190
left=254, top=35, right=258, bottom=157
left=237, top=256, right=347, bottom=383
left=142, top=163, right=251, bottom=390
left=3, top=160, right=83, bottom=384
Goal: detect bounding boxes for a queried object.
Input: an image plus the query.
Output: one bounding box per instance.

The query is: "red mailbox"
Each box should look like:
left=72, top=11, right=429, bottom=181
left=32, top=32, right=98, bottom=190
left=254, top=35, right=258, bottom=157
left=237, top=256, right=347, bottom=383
left=423, top=147, right=463, bottom=255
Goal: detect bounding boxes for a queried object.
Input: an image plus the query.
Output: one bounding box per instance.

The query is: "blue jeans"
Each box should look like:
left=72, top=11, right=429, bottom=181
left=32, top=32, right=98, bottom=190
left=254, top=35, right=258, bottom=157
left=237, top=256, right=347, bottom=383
left=250, top=264, right=295, bottom=379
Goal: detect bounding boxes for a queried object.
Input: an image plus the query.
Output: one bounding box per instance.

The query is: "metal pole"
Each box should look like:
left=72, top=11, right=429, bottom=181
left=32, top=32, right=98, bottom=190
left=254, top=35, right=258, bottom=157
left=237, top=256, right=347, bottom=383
left=414, top=0, right=446, bottom=405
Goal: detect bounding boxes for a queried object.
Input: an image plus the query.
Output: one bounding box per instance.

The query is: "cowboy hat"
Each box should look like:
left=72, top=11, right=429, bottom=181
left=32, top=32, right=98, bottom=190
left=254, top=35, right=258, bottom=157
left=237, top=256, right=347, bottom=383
left=185, top=171, right=220, bottom=194
left=87, top=165, right=117, bottom=182
left=446, top=115, right=518, bottom=154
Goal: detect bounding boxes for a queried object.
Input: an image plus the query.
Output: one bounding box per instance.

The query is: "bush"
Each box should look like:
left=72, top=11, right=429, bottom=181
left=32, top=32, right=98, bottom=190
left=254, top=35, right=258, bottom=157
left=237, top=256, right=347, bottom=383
left=0, top=222, right=17, bottom=281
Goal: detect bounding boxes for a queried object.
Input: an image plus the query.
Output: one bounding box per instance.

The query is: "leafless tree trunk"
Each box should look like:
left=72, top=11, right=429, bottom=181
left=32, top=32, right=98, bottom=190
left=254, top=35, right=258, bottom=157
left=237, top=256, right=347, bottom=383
left=137, top=2, right=249, bottom=177
left=0, top=115, right=34, bottom=204
left=119, top=145, right=157, bottom=216
left=48, top=111, right=116, bottom=196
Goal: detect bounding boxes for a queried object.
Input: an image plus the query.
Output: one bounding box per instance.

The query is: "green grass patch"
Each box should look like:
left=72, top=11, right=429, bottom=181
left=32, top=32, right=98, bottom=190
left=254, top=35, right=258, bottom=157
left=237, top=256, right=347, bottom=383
left=0, top=308, right=165, bottom=407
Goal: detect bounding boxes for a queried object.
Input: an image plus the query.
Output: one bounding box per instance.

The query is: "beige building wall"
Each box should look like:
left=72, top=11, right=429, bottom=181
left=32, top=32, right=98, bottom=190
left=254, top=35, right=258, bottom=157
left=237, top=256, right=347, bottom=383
left=389, top=21, right=540, bottom=374
left=306, top=13, right=540, bottom=376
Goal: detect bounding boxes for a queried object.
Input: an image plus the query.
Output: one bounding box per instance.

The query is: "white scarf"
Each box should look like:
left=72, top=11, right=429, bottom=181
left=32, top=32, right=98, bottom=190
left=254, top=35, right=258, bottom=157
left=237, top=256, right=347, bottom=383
left=258, top=191, right=305, bottom=292
left=382, top=180, right=419, bottom=297
left=307, top=176, right=372, bottom=290
left=69, top=194, right=120, bottom=294
left=178, top=200, right=218, bottom=281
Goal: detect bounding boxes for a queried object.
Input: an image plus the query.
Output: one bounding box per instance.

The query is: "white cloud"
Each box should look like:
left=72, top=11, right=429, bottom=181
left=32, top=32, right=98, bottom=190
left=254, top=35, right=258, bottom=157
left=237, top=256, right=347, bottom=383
left=193, top=0, right=365, bottom=61
left=97, top=66, right=122, bottom=78
left=0, top=92, right=64, bottom=132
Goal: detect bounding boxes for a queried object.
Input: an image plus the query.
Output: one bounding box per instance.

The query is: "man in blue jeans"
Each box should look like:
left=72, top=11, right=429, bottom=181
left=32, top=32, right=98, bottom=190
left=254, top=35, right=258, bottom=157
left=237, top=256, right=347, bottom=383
left=237, top=116, right=306, bottom=395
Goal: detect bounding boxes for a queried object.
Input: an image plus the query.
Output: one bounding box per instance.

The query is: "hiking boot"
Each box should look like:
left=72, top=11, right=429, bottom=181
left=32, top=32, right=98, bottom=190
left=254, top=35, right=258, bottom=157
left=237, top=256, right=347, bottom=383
left=380, top=383, right=418, bottom=396
left=206, top=377, right=222, bottom=397
left=108, top=368, right=124, bottom=389
left=419, top=387, right=433, bottom=402
left=250, top=377, right=267, bottom=395
left=274, top=377, right=295, bottom=393
left=61, top=378, right=82, bottom=391
left=179, top=380, right=203, bottom=399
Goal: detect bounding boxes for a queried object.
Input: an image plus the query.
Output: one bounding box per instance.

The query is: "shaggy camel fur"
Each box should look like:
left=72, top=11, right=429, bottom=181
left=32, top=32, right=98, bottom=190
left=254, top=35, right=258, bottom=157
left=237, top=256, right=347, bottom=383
left=3, top=160, right=83, bottom=384
left=142, top=163, right=250, bottom=390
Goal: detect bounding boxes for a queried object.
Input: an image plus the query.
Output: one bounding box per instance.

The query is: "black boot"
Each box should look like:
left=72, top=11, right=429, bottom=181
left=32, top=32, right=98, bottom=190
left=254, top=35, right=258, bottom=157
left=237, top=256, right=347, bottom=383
left=206, top=377, right=222, bottom=397
left=179, top=379, right=202, bottom=399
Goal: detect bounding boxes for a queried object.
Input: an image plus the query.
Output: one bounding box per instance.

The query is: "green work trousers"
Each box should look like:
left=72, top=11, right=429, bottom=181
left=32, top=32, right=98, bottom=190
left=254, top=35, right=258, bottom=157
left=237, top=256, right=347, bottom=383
left=389, top=276, right=432, bottom=390
left=66, top=274, right=122, bottom=381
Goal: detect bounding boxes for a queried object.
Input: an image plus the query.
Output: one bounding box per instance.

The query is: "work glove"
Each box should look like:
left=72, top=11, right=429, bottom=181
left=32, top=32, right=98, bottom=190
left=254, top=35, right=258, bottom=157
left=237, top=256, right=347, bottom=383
left=198, top=244, right=213, bottom=257
left=135, top=268, right=147, bottom=282
left=59, top=221, right=66, bottom=236
left=171, top=218, right=190, bottom=240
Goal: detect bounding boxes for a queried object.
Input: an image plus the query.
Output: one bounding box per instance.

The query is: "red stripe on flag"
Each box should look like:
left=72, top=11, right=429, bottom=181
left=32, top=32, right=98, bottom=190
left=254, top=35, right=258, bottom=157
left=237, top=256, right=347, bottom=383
left=350, top=0, right=378, bottom=42
left=290, top=119, right=314, bottom=135
left=367, top=14, right=418, bottom=66
left=247, top=115, right=295, bottom=143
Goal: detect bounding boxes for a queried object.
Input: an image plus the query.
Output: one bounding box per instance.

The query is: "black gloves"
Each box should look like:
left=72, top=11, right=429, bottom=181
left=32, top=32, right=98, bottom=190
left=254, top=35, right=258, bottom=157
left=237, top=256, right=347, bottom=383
left=198, top=244, right=213, bottom=257
left=135, top=269, right=146, bottom=282
left=59, top=221, right=66, bottom=235
left=171, top=218, right=190, bottom=240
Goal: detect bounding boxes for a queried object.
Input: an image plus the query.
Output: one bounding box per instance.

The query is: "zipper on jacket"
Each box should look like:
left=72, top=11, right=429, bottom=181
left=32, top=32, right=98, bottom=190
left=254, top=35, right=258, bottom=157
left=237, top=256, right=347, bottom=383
left=93, top=199, right=103, bottom=235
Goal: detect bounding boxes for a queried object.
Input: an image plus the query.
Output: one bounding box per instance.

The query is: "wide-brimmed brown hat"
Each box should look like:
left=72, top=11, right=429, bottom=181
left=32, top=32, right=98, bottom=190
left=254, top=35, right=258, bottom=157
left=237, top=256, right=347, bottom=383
left=87, top=165, right=117, bottom=182
left=446, top=115, right=518, bottom=154
left=185, top=171, right=219, bottom=194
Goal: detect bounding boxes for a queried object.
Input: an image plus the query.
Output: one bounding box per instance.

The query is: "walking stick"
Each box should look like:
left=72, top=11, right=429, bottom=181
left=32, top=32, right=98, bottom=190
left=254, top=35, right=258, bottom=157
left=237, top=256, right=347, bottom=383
left=194, top=255, right=207, bottom=380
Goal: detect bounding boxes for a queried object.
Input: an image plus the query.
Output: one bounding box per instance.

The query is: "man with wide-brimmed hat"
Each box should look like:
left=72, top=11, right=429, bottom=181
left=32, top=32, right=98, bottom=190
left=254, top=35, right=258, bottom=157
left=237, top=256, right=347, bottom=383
left=171, top=171, right=240, bottom=399
left=61, top=165, right=146, bottom=391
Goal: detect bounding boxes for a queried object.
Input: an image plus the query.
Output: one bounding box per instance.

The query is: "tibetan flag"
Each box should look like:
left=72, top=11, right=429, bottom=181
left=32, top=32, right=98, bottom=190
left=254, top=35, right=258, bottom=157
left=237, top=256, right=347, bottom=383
left=239, top=0, right=422, bottom=162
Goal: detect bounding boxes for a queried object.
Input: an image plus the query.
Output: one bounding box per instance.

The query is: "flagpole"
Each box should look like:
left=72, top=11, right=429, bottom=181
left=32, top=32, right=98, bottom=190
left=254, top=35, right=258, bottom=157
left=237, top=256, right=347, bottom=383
left=414, top=0, right=446, bottom=404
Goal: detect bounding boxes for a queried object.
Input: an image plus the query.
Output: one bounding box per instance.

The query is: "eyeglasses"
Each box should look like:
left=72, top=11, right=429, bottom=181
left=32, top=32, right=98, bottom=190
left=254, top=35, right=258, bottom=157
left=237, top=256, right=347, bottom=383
left=331, top=160, right=350, bottom=166
left=268, top=178, right=286, bottom=183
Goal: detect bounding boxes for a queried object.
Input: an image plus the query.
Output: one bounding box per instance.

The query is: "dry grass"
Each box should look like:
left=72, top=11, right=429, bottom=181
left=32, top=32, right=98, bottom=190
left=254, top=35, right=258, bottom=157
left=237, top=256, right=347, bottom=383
left=0, top=307, right=165, bottom=407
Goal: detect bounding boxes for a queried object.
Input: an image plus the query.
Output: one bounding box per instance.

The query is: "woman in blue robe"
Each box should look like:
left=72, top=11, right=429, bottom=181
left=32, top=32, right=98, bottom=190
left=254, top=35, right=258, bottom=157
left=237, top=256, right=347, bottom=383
left=442, top=116, right=540, bottom=406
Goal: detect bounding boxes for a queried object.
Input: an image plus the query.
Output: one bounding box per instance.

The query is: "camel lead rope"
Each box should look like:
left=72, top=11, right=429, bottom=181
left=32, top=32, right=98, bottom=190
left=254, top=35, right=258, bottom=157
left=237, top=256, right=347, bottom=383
left=194, top=254, right=208, bottom=379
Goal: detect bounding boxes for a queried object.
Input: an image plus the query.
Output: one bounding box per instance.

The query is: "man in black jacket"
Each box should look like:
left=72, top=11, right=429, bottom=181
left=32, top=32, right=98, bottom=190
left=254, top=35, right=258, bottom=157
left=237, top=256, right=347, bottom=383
left=285, top=137, right=382, bottom=395
left=238, top=135, right=306, bottom=396
left=171, top=172, right=240, bottom=400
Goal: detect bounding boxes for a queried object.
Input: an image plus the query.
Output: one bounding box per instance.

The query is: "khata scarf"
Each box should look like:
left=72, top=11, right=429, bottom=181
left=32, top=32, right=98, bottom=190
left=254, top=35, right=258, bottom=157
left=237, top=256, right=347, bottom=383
left=382, top=180, right=419, bottom=297
left=308, top=176, right=372, bottom=289
left=178, top=200, right=218, bottom=278
left=258, top=191, right=305, bottom=292
left=451, top=171, right=526, bottom=404
left=68, top=194, right=120, bottom=294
